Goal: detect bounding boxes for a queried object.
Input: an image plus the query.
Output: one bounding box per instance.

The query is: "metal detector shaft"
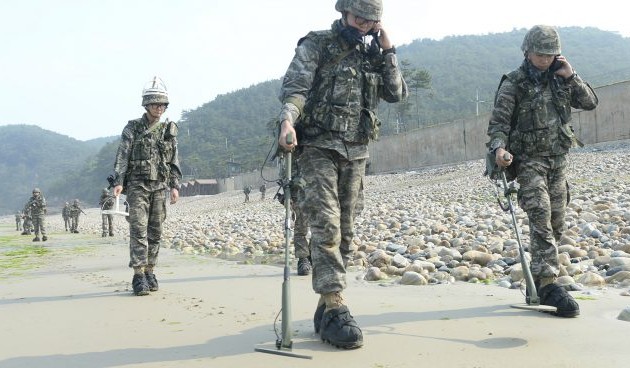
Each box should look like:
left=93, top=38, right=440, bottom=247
left=501, top=171, right=540, bottom=305
left=280, top=133, right=294, bottom=349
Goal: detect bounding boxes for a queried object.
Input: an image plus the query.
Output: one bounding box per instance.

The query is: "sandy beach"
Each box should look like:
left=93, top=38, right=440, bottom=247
left=0, top=219, right=628, bottom=368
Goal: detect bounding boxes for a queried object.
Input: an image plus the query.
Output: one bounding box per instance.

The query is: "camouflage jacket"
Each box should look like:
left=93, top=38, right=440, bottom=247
left=99, top=193, right=114, bottom=210
left=278, top=19, right=407, bottom=160
left=113, top=113, right=182, bottom=191
left=487, top=60, right=598, bottom=158
left=25, top=195, right=47, bottom=217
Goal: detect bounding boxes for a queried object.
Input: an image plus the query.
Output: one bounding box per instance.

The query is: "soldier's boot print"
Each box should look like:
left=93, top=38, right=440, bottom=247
left=319, top=292, right=363, bottom=349
left=297, top=257, right=312, bottom=276
left=145, top=271, right=159, bottom=292
left=132, top=274, right=150, bottom=296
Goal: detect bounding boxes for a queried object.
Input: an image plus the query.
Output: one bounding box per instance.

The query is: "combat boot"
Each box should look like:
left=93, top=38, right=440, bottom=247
left=539, top=283, right=580, bottom=317
left=297, top=257, right=312, bottom=276
left=109, top=232, right=114, bottom=237
left=319, top=292, right=363, bottom=349
left=42, top=236, right=48, bottom=241
left=32, top=236, right=40, bottom=242
left=145, top=271, right=159, bottom=292
left=313, top=297, right=325, bottom=333
left=132, top=274, right=150, bottom=296
left=102, top=232, right=107, bottom=237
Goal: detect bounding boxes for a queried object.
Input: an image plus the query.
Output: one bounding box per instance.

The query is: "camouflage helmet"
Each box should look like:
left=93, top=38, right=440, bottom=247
left=335, top=0, right=383, bottom=21
left=32, top=188, right=41, bottom=194
left=141, top=76, right=169, bottom=106
left=102, top=188, right=109, bottom=194
left=521, top=25, right=561, bottom=55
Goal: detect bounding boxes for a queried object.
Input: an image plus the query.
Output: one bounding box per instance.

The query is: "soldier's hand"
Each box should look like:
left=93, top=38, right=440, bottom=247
left=495, top=148, right=513, bottom=168
left=278, top=120, right=297, bottom=151
left=113, top=185, right=123, bottom=197
left=170, top=188, right=179, bottom=204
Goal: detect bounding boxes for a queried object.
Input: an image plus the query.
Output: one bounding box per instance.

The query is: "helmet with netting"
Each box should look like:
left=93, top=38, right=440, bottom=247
left=335, top=0, right=383, bottom=21
left=141, top=76, right=169, bottom=106
left=521, top=25, right=561, bottom=55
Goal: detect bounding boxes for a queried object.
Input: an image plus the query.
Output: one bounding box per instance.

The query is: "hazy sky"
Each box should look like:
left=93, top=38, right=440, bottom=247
left=1, top=0, right=628, bottom=141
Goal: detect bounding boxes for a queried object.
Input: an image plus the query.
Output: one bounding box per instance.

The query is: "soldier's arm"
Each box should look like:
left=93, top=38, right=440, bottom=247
left=487, top=79, right=518, bottom=152
left=567, top=74, right=598, bottom=111
left=379, top=53, right=408, bottom=103
left=113, top=125, right=134, bottom=187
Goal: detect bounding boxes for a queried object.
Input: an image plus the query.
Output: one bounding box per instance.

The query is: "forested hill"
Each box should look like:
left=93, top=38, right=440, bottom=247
left=2, top=26, right=630, bottom=215
left=0, top=125, right=104, bottom=214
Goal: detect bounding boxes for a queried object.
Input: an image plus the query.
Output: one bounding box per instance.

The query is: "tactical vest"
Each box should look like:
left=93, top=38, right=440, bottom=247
left=297, top=30, right=382, bottom=144
left=504, top=69, right=575, bottom=157
left=126, top=119, right=175, bottom=183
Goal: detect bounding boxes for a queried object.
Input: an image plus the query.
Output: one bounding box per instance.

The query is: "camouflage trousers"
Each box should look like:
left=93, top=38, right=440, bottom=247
left=63, top=217, right=70, bottom=230
left=291, top=186, right=310, bottom=259
left=102, top=214, right=114, bottom=235
left=31, top=215, right=46, bottom=237
left=71, top=215, right=80, bottom=232
left=16, top=218, right=22, bottom=231
left=516, top=155, right=568, bottom=279
left=127, top=185, right=167, bottom=268
left=299, top=146, right=366, bottom=294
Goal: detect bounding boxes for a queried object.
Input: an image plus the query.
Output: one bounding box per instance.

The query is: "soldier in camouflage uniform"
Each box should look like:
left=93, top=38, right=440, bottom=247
left=112, top=76, right=181, bottom=296
left=243, top=185, right=251, bottom=203
left=69, top=199, right=83, bottom=233
left=487, top=25, right=598, bottom=317
left=277, top=0, right=407, bottom=348
left=25, top=188, right=48, bottom=242
left=15, top=211, right=22, bottom=231
left=21, top=206, right=33, bottom=235
left=99, top=188, right=115, bottom=237
left=62, top=202, right=71, bottom=231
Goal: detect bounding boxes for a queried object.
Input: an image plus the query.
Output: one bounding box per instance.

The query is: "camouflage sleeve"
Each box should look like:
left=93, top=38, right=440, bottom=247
left=379, top=54, right=408, bottom=103
left=113, top=124, right=134, bottom=186
left=567, top=74, right=598, bottom=111
left=168, top=137, right=182, bottom=189
left=487, top=78, right=518, bottom=151
left=278, top=36, right=323, bottom=123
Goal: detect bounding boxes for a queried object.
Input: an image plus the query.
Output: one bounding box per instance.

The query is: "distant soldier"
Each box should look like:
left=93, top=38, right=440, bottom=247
left=26, top=188, right=47, bottom=242
left=15, top=211, right=22, bottom=231
left=99, top=188, right=115, bottom=237
left=243, top=185, right=251, bottom=203
left=62, top=202, right=71, bottom=231
left=259, top=183, right=267, bottom=200
left=21, top=206, right=33, bottom=235
left=69, top=199, right=84, bottom=233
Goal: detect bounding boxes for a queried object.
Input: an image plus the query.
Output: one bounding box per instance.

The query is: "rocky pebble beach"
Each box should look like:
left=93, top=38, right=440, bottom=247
left=6, top=140, right=630, bottom=319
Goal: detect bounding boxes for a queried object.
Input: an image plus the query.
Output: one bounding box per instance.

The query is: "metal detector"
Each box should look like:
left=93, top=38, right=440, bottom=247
left=255, top=133, right=312, bottom=360
left=488, top=153, right=556, bottom=313
left=101, top=195, right=129, bottom=217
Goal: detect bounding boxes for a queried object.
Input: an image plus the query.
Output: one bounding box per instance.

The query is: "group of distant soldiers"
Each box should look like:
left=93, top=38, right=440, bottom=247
left=14, top=187, right=117, bottom=239
left=243, top=183, right=267, bottom=203
left=61, top=199, right=85, bottom=233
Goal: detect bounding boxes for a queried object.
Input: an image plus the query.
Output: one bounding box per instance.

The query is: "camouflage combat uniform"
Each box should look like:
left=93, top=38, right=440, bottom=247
left=25, top=191, right=47, bottom=240
left=69, top=200, right=83, bottom=233
left=62, top=203, right=71, bottom=231
left=487, top=59, right=598, bottom=279
left=99, top=190, right=115, bottom=237
left=279, top=19, right=407, bottom=295
left=21, top=207, right=33, bottom=235
left=113, top=114, right=181, bottom=270
left=15, top=212, right=22, bottom=231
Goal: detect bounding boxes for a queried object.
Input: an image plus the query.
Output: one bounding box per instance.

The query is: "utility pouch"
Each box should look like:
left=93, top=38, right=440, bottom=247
left=165, top=120, right=178, bottom=139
